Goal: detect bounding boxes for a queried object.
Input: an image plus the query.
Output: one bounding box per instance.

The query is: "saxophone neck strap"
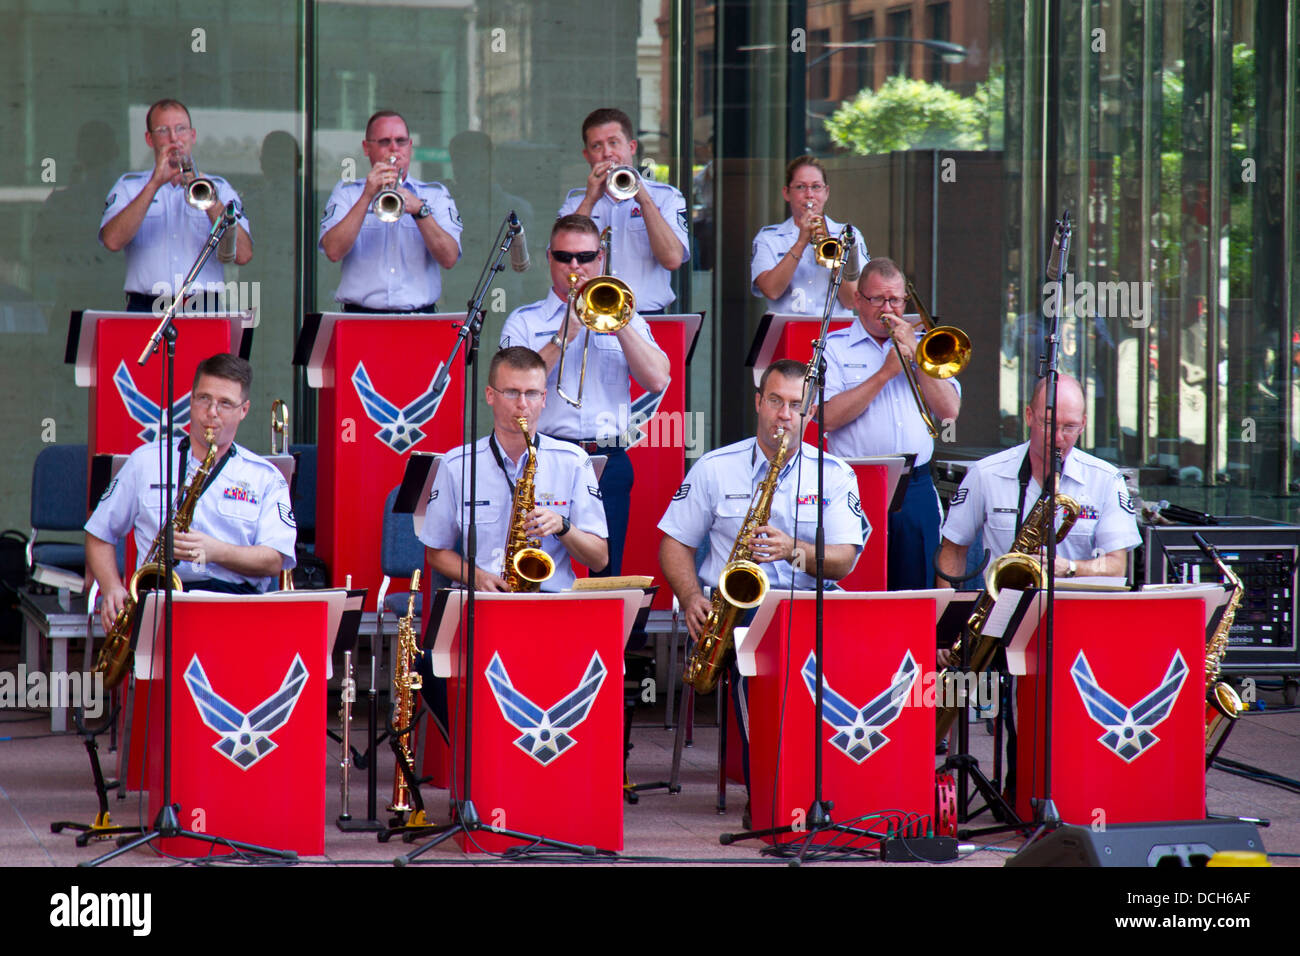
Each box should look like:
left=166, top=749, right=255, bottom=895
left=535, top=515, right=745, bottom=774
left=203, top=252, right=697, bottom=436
left=488, top=430, right=539, bottom=495
left=175, top=434, right=236, bottom=505
left=1015, top=447, right=1032, bottom=540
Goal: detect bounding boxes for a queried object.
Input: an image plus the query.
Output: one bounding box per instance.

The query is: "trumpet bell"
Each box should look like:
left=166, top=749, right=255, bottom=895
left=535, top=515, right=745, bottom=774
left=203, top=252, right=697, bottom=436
left=918, top=325, right=972, bottom=380
left=814, top=236, right=842, bottom=269
left=575, top=276, right=634, bottom=333
left=186, top=179, right=216, bottom=211
left=373, top=189, right=404, bottom=223
left=606, top=165, right=642, bottom=202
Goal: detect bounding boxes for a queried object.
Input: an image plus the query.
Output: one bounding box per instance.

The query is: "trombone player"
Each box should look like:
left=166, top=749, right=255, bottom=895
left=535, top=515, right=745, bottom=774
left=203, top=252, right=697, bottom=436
left=500, top=214, right=670, bottom=576
left=319, top=110, right=461, bottom=312
left=821, top=258, right=961, bottom=590
left=99, top=99, right=253, bottom=312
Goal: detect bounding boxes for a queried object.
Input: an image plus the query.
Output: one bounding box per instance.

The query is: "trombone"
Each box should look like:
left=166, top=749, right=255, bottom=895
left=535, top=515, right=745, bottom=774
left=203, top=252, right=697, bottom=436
left=373, top=155, right=404, bottom=222
left=555, top=244, right=635, bottom=408
left=179, top=153, right=216, bottom=211
left=888, top=278, right=971, bottom=437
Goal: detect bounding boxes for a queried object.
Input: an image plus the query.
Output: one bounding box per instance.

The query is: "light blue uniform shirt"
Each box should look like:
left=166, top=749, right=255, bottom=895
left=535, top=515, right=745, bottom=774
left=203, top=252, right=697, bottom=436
left=99, top=171, right=251, bottom=296
left=318, top=176, right=462, bottom=310
left=418, top=433, right=609, bottom=591
left=84, top=438, right=296, bottom=592
left=750, top=215, right=868, bottom=317
left=500, top=291, right=666, bottom=443
left=557, top=180, right=689, bottom=311
left=822, top=318, right=961, bottom=467
left=658, top=438, right=868, bottom=591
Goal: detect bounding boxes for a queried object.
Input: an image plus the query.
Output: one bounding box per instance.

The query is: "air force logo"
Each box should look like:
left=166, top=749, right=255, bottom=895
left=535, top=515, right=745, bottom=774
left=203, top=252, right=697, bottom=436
left=802, top=650, right=918, bottom=763
left=113, top=360, right=191, bottom=443
left=184, top=654, right=309, bottom=770
left=352, top=360, right=448, bottom=454
left=620, top=388, right=668, bottom=450
left=485, top=650, right=606, bottom=766
left=1070, top=650, right=1188, bottom=763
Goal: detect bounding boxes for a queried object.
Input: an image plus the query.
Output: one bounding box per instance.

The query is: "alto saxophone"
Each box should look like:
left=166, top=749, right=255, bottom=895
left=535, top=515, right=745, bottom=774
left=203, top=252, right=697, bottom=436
left=501, top=417, right=555, bottom=592
left=935, top=491, right=1081, bottom=742
left=683, top=429, right=791, bottom=694
left=389, top=570, right=426, bottom=823
left=93, top=427, right=220, bottom=690
left=1201, top=539, right=1245, bottom=754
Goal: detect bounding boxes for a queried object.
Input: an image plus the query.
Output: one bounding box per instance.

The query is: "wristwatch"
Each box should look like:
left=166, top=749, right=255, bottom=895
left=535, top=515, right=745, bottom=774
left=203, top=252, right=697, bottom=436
left=414, top=201, right=433, bottom=220
left=557, top=515, right=572, bottom=537
left=549, top=332, right=565, bottom=349
left=1066, top=560, right=1077, bottom=577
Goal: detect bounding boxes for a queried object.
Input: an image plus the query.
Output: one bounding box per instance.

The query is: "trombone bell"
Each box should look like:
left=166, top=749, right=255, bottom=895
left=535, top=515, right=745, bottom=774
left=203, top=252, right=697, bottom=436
left=917, top=326, right=971, bottom=380
left=556, top=273, right=636, bottom=408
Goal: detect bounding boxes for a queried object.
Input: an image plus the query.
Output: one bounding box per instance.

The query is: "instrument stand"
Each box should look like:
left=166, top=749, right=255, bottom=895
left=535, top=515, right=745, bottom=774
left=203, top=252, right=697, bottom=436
left=51, top=706, right=143, bottom=847
left=940, top=662, right=1024, bottom=837
left=378, top=703, right=438, bottom=842
left=86, top=222, right=297, bottom=866
left=397, top=215, right=608, bottom=864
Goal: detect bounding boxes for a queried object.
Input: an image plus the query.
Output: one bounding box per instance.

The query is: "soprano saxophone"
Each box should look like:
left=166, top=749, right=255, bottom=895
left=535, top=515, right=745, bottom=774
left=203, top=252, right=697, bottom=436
left=683, top=429, right=791, bottom=694
left=389, top=570, right=426, bottom=823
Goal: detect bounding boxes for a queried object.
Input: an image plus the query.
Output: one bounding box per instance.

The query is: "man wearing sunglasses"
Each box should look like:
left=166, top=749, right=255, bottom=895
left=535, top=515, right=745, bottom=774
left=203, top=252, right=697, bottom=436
left=319, top=110, right=462, bottom=313
left=419, top=346, right=609, bottom=591
left=84, top=353, right=297, bottom=633
left=751, top=156, right=868, bottom=316
left=99, top=99, right=253, bottom=313
left=821, top=257, right=963, bottom=590
left=557, top=108, right=689, bottom=314
left=500, top=214, right=670, bottom=576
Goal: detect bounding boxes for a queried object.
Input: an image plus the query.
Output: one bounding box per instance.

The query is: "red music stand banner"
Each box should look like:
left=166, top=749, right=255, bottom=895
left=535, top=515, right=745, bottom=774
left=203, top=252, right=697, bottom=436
left=738, top=590, right=950, bottom=844
left=303, top=312, right=466, bottom=595
left=430, top=590, right=642, bottom=852
left=1013, top=591, right=1209, bottom=825
left=838, top=456, right=907, bottom=593
left=134, top=590, right=340, bottom=856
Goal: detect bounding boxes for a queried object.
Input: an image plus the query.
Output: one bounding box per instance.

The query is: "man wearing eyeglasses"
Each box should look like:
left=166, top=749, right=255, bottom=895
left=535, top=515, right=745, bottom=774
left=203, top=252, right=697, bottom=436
left=99, top=99, right=253, bottom=312
left=557, top=108, right=689, bottom=314
left=419, top=346, right=609, bottom=591
left=751, top=157, right=868, bottom=316
left=936, top=373, right=1140, bottom=587
left=84, top=354, right=297, bottom=632
left=319, top=110, right=462, bottom=313
left=500, top=214, right=670, bottom=576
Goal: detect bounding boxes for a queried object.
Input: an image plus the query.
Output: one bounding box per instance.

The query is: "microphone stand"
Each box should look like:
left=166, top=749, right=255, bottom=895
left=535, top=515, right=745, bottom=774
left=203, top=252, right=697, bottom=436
left=88, top=204, right=295, bottom=865
left=398, top=214, right=605, bottom=863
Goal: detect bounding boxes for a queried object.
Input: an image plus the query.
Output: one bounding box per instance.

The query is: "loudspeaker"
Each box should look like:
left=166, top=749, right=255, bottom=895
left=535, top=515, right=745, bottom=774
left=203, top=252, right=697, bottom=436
left=1006, top=821, right=1264, bottom=867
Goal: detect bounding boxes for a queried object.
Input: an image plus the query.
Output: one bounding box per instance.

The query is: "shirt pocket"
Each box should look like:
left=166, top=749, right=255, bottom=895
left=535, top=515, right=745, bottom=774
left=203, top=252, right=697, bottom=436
left=987, top=509, right=1019, bottom=537
left=713, top=497, right=751, bottom=541
left=591, top=332, right=629, bottom=384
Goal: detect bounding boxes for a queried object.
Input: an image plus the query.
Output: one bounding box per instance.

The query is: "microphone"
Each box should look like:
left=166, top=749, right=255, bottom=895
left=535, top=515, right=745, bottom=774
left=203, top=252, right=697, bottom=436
left=217, top=201, right=239, bottom=263
left=508, top=212, right=530, bottom=273
left=841, top=226, right=861, bottom=282
left=1045, top=210, right=1071, bottom=282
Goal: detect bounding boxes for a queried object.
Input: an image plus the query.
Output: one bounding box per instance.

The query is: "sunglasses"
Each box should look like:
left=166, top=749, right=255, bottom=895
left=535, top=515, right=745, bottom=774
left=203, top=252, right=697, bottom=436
left=550, top=250, right=600, bottom=265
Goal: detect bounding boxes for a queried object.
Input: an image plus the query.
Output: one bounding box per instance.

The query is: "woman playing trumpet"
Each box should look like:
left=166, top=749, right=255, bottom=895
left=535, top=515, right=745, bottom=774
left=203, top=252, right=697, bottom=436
left=751, top=156, right=867, bottom=317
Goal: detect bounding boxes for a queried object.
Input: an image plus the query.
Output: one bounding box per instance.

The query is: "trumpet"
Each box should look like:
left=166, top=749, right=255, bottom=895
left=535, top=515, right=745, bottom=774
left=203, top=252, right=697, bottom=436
left=804, top=202, right=843, bottom=269
left=373, top=155, right=404, bottom=222
left=554, top=264, right=635, bottom=408
left=606, top=164, right=642, bottom=202
left=886, top=278, right=971, bottom=437
left=178, top=153, right=216, bottom=211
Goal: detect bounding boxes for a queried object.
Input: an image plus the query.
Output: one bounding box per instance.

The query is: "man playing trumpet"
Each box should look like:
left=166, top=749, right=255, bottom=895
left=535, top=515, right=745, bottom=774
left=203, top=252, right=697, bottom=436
left=319, top=110, right=461, bottom=313
left=751, top=156, right=867, bottom=316
left=99, top=99, right=253, bottom=312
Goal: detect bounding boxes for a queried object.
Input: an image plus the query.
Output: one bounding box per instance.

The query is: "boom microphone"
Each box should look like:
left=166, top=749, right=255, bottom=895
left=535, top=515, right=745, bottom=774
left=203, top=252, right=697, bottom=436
left=842, top=226, right=861, bottom=282
left=508, top=212, right=530, bottom=273
left=1045, top=210, right=1071, bottom=282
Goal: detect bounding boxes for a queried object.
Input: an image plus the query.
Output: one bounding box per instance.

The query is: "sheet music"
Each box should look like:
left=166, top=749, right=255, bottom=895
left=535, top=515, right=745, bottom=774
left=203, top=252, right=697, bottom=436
left=981, top=588, right=1023, bottom=638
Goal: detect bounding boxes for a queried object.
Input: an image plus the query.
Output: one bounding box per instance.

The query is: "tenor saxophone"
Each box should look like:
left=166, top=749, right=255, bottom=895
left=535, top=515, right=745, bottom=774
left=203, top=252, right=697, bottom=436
left=935, top=491, right=1081, bottom=742
left=93, top=427, right=220, bottom=690
left=683, top=430, right=791, bottom=694
left=501, top=417, right=554, bottom=592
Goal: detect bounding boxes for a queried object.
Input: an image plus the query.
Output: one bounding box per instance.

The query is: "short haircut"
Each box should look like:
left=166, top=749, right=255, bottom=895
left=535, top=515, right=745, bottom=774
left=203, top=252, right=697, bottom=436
left=365, top=110, right=407, bottom=140
left=785, top=155, right=827, bottom=187
left=193, top=353, right=252, bottom=399
left=1030, top=372, right=1084, bottom=408
left=581, top=108, right=634, bottom=145
left=551, top=213, right=601, bottom=244
left=858, top=256, right=903, bottom=288
left=146, top=99, right=191, bottom=134
left=490, top=346, right=547, bottom=387
left=758, top=358, right=806, bottom=394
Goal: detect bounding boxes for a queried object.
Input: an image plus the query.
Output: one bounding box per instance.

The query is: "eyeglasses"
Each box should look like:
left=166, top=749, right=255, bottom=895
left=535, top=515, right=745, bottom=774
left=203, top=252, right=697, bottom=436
left=368, top=136, right=411, bottom=149
left=1031, top=409, right=1085, bottom=437
left=550, top=250, right=600, bottom=265
left=789, top=183, right=827, bottom=193
left=763, top=395, right=805, bottom=414
left=151, top=125, right=192, bottom=139
left=489, top=385, right=545, bottom=403
left=862, top=295, right=908, bottom=309
left=192, top=394, right=246, bottom=414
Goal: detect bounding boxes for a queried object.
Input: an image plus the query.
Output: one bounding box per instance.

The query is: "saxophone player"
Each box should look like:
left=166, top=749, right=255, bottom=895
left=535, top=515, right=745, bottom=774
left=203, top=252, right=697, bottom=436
left=658, top=359, right=869, bottom=802
left=418, top=346, right=609, bottom=591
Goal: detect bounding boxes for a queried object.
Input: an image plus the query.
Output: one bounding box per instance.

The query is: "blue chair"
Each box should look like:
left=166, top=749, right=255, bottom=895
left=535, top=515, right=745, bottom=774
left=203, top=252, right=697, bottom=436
left=289, top=443, right=316, bottom=547
left=28, top=444, right=89, bottom=573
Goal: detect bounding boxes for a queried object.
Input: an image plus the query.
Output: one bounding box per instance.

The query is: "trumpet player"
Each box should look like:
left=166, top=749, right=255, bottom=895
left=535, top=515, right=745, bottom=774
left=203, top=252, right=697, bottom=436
left=418, top=347, right=609, bottom=592
left=558, top=108, right=689, bottom=314
left=751, top=156, right=867, bottom=316
left=319, top=110, right=461, bottom=313
left=500, top=215, right=669, bottom=576
left=822, top=258, right=961, bottom=590
left=99, top=99, right=253, bottom=312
